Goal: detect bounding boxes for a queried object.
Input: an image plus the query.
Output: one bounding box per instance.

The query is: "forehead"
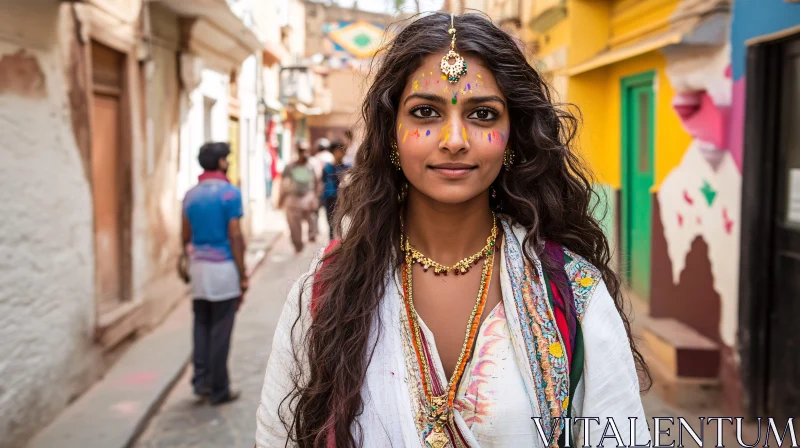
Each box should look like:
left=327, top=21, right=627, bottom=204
left=401, top=53, right=502, bottom=96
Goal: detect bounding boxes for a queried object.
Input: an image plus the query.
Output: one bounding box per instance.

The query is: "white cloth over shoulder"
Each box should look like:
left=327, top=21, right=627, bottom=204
left=570, top=281, right=651, bottom=447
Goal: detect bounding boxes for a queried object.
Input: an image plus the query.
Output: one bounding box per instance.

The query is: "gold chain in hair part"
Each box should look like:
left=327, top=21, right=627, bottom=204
left=440, top=14, right=467, bottom=84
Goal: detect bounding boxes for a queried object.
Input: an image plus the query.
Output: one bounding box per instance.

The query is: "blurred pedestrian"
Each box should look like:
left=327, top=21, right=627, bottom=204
left=321, top=140, right=350, bottom=240
left=181, top=142, right=245, bottom=406
left=309, top=138, right=334, bottom=234
left=279, top=142, right=319, bottom=253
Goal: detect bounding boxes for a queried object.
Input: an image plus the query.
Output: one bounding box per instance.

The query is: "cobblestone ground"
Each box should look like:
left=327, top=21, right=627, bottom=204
left=135, top=231, right=324, bottom=448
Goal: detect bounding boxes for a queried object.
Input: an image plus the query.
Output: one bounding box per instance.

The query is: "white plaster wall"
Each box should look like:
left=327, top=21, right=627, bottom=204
left=239, top=55, right=268, bottom=235
left=0, top=5, right=98, bottom=447
left=177, top=68, right=229, bottom=198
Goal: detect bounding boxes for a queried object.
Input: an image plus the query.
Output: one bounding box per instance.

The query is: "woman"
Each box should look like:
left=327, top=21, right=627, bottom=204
left=257, top=13, right=650, bottom=448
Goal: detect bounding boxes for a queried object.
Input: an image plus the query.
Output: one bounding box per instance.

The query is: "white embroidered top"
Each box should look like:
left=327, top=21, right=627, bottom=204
left=421, top=302, right=539, bottom=446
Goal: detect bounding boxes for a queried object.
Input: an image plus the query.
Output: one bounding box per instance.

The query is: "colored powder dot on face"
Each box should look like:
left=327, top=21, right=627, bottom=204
left=467, top=83, right=471, bottom=90
left=452, top=92, right=458, bottom=104
left=413, top=80, right=419, bottom=90
left=477, top=74, right=482, bottom=79
left=426, top=129, right=431, bottom=137
left=488, top=133, right=492, bottom=143
left=430, top=71, right=433, bottom=75
left=461, top=126, right=468, bottom=141
left=398, top=123, right=402, bottom=132
left=441, top=74, right=447, bottom=81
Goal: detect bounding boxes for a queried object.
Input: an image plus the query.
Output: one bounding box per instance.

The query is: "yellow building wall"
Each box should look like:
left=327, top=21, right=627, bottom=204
left=537, top=18, right=570, bottom=59
left=609, top=0, right=680, bottom=48
left=568, top=67, right=611, bottom=184
left=568, top=51, right=690, bottom=190
left=567, top=0, right=611, bottom=66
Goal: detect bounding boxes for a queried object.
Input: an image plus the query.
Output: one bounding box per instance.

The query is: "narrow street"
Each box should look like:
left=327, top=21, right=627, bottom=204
left=135, top=233, right=325, bottom=448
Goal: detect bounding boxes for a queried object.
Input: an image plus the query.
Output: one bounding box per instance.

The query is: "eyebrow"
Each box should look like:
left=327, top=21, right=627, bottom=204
left=403, top=92, right=447, bottom=105
left=463, top=95, right=506, bottom=108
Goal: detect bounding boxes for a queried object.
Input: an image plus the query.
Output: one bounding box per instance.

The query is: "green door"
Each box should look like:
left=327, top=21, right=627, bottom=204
left=621, top=72, right=655, bottom=301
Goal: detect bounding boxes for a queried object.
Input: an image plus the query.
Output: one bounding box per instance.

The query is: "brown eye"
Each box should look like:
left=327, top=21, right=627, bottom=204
left=411, top=106, right=440, bottom=119
left=468, top=108, right=498, bottom=121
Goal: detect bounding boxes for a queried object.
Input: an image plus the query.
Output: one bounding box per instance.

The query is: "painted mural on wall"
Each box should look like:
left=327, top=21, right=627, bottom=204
left=658, top=42, right=740, bottom=347
left=322, top=21, right=386, bottom=63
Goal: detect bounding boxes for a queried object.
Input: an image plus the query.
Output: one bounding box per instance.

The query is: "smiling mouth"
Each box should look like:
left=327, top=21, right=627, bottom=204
left=428, top=163, right=477, bottom=178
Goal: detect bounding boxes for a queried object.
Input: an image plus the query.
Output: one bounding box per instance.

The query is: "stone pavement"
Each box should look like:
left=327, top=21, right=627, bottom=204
left=134, top=232, right=325, bottom=448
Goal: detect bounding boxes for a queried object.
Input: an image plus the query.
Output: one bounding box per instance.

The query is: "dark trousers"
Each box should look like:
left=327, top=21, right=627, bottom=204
left=192, top=297, right=238, bottom=402
left=324, top=195, right=337, bottom=240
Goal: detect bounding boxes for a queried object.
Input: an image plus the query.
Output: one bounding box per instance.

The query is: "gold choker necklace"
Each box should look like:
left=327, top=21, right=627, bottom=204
left=404, top=212, right=497, bottom=276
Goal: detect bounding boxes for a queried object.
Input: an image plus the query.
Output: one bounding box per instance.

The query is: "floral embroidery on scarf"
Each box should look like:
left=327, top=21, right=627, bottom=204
left=501, top=220, right=569, bottom=447
left=564, top=249, right=601, bottom=320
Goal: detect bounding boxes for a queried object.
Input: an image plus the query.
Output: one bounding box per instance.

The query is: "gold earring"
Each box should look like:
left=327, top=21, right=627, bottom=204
left=503, top=148, right=515, bottom=170
left=390, top=142, right=401, bottom=170
left=398, top=181, right=408, bottom=203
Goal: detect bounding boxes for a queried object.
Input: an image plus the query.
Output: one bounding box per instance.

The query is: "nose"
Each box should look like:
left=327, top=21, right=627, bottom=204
left=438, top=117, right=470, bottom=155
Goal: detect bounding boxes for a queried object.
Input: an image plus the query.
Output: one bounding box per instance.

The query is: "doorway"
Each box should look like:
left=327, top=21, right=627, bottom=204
left=90, top=41, right=131, bottom=317
left=621, top=72, right=656, bottom=301
left=739, top=32, right=800, bottom=421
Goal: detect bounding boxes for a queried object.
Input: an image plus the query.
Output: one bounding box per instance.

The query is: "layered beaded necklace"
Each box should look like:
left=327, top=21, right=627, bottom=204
left=401, top=217, right=497, bottom=448
left=405, top=212, right=497, bottom=276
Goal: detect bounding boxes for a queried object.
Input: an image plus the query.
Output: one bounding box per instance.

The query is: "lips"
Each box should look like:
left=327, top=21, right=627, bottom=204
left=428, top=162, right=477, bottom=178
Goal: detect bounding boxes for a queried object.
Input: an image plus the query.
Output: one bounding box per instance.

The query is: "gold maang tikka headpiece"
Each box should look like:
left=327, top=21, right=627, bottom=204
left=440, top=14, right=467, bottom=84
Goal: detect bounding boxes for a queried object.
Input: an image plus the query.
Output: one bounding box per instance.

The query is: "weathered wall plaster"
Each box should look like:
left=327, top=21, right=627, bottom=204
left=0, top=5, right=98, bottom=447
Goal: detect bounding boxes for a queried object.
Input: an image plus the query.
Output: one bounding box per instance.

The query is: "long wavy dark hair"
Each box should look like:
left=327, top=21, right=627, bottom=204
left=280, top=12, right=649, bottom=447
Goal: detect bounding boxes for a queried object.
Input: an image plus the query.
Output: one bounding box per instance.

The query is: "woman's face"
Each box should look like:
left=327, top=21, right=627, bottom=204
left=396, top=53, right=510, bottom=205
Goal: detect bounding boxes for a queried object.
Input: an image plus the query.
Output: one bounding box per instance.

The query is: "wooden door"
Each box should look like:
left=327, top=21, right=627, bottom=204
left=621, top=72, right=656, bottom=301
left=766, top=37, right=800, bottom=423
left=91, top=41, right=126, bottom=315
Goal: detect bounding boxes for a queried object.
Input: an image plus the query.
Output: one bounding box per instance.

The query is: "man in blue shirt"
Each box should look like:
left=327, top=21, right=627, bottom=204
left=321, top=140, right=351, bottom=240
left=182, top=142, right=246, bottom=405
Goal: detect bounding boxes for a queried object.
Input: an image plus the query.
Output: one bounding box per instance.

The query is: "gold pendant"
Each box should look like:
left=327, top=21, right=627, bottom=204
left=425, top=424, right=450, bottom=448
